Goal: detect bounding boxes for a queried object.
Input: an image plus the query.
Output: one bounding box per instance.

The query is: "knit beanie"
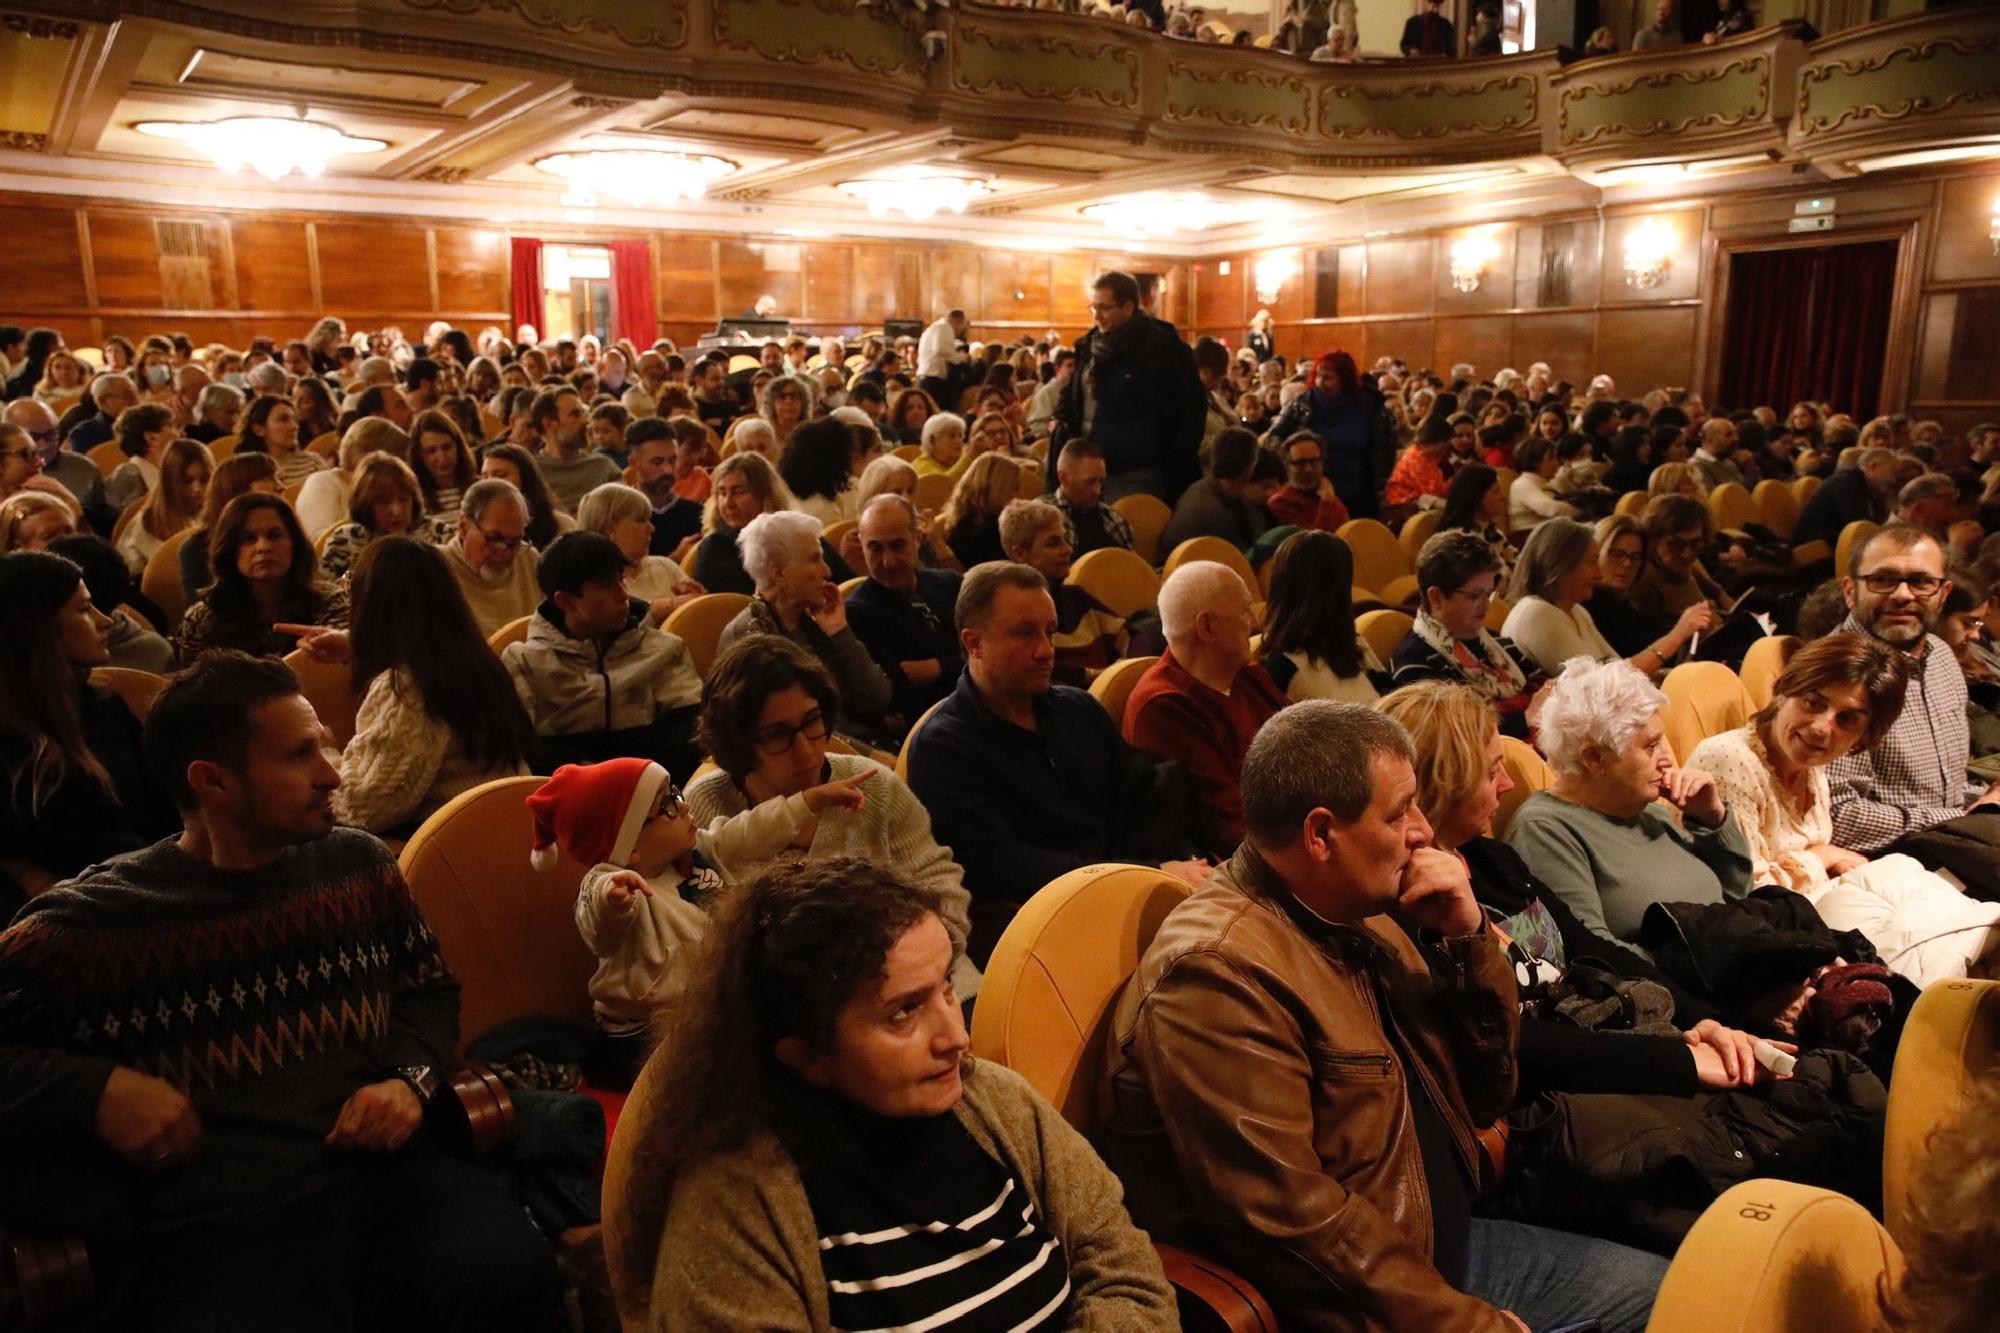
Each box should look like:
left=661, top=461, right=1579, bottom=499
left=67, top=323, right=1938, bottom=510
left=526, top=759, right=669, bottom=872
left=1806, top=961, right=1896, bottom=1032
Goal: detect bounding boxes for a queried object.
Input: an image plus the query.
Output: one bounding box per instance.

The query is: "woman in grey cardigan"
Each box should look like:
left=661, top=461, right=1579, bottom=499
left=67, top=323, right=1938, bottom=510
left=1508, top=655, right=1754, bottom=946
left=610, top=858, right=1175, bottom=1330
left=688, top=632, right=981, bottom=1001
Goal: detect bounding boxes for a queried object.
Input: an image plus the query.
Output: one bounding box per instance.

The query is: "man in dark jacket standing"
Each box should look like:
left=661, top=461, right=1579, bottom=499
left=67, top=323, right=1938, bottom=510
left=1052, top=271, right=1206, bottom=505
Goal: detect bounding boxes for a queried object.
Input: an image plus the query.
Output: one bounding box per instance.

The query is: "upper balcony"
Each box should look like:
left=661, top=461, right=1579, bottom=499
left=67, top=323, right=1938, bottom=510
left=1, top=1, right=1995, bottom=245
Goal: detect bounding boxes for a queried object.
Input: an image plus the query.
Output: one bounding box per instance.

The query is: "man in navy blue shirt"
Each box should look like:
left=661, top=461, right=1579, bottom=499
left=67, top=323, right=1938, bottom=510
left=845, top=494, right=963, bottom=721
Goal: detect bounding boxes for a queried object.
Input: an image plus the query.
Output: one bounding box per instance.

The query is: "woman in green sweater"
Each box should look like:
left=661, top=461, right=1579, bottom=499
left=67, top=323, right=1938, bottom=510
left=609, top=857, right=1177, bottom=1331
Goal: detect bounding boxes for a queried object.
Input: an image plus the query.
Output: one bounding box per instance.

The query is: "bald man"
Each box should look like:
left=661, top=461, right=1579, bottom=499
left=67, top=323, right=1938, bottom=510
left=1121, top=559, right=1289, bottom=857
left=3, top=397, right=103, bottom=520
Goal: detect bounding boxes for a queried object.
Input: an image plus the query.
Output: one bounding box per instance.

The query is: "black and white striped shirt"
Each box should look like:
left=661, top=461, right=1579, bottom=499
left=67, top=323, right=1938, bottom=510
left=803, top=1109, right=1070, bottom=1332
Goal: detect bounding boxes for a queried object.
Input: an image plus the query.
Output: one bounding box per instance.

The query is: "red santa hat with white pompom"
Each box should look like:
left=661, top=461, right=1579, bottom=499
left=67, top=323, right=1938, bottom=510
left=525, top=758, right=669, bottom=871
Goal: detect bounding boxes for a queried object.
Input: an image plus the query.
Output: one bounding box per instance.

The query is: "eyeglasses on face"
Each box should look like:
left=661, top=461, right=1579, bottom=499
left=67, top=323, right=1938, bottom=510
left=1859, top=571, right=1944, bottom=596
left=750, top=709, right=830, bottom=757
left=1657, top=535, right=1703, bottom=555
left=655, top=785, right=686, bottom=821
left=473, top=525, right=525, bottom=551
left=1602, top=547, right=1642, bottom=567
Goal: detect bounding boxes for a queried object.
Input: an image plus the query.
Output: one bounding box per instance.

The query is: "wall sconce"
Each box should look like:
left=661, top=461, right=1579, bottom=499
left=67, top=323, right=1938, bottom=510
left=1253, top=252, right=1296, bottom=305
left=1624, top=219, right=1674, bottom=289
left=1990, top=197, right=1999, bottom=255
left=1449, top=234, right=1499, bottom=293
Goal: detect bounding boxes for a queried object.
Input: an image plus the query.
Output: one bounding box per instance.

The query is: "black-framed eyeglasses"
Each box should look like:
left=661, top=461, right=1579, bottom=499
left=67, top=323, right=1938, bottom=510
left=750, top=709, right=829, bottom=757
left=1287, top=454, right=1323, bottom=468
left=1657, top=535, right=1703, bottom=555
left=0, top=447, right=34, bottom=462
left=1603, top=547, right=1642, bottom=567
left=1860, top=571, right=1944, bottom=596
left=24, top=429, right=57, bottom=445
left=473, top=525, right=525, bottom=552
left=655, top=784, right=686, bottom=821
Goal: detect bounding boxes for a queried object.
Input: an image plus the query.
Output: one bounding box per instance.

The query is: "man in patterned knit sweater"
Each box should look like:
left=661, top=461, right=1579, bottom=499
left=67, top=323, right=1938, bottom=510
left=0, top=652, right=556, bottom=1331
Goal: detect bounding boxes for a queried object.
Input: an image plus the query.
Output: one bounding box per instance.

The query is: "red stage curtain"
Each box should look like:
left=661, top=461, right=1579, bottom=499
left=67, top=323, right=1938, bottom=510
left=608, top=240, right=656, bottom=349
left=509, top=237, right=544, bottom=343
left=1717, top=239, right=1897, bottom=420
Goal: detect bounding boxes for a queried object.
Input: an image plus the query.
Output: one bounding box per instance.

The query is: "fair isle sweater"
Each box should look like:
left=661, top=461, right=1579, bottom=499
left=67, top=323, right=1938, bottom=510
left=332, top=668, right=530, bottom=834
left=0, top=831, right=459, bottom=1224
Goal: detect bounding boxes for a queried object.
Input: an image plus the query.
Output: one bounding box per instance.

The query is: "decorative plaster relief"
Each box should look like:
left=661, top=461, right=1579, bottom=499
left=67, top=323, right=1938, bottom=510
left=950, top=20, right=1140, bottom=109
left=1797, top=35, right=2000, bottom=135
left=1318, top=73, right=1538, bottom=141
left=398, top=0, right=687, bottom=51
left=1558, top=54, right=1771, bottom=146
left=713, top=0, right=925, bottom=77
left=1165, top=61, right=1311, bottom=135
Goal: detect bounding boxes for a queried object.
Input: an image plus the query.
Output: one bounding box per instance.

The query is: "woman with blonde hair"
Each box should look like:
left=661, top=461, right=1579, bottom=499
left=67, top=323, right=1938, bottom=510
left=317, top=453, right=451, bottom=578
left=33, top=350, right=87, bottom=404
left=575, top=481, right=704, bottom=623
left=1646, top=461, right=1704, bottom=499
left=690, top=451, right=851, bottom=596
left=294, top=417, right=411, bottom=540
left=0, top=491, right=79, bottom=554
left=968, top=410, right=1021, bottom=461
left=1247, top=308, right=1275, bottom=364
left=115, top=438, right=212, bottom=575
left=939, top=452, right=1024, bottom=568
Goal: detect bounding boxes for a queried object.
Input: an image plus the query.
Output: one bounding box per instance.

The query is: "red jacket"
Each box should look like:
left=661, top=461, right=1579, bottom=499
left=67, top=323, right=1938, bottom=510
left=1122, top=649, right=1289, bottom=858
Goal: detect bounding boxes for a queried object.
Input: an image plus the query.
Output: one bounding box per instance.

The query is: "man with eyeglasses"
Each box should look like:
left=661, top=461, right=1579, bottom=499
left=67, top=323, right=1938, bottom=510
left=1050, top=271, right=1206, bottom=505
left=1264, top=430, right=1351, bottom=533
left=445, top=477, right=541, bottom=636
left=845, top=494, right=964, bottom=720
left=3, top=397, right=104, bottom=523
left=1828, top=524, right=2000, bottom=881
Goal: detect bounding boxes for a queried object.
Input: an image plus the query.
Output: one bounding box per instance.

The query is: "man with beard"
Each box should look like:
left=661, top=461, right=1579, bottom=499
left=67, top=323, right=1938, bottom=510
left=443, top=478, right=541, bottom=636
left=624, top=418, right=703, bottom=559
left=1051, top=271, right=1206, bottom=504
left=1828, top=524, right=2000, bottom=864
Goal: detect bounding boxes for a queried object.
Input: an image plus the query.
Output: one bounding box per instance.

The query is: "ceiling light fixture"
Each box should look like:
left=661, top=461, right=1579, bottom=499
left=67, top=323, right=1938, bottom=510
left=1623, top=219, right=1674, bottom=289
left=1081, top=193, right=1241, bottom=239
left=1448, top=232, right=1500, bottom=293
left=534, top=149, right=736, bottom=209
left=835, top=173, right=991, bottom=221
left=134, top=116, right=387, bottom=180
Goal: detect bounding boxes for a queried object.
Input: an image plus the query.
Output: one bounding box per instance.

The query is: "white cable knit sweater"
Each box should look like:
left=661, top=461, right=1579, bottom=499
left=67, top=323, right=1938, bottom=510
left=332, top=668, right=529, bottom=833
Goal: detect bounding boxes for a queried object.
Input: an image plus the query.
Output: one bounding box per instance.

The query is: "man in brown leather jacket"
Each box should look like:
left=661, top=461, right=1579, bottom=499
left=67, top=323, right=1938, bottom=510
left=1104, top=701, right=1667, bottom=1331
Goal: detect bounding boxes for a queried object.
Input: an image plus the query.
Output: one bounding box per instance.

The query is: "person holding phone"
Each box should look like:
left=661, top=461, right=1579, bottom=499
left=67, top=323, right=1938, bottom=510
left=718, top=509, right=899, bottom=751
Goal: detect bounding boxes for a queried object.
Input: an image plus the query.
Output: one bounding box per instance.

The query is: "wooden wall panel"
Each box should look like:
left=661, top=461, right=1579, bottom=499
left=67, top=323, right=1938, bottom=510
left=1433, top=315, right=1513, bottom=380
left=0, top=205, right=88, bottom=311
left=803, top=243, right=855, bottom=323
left=851, top=246, right=920, bottom=324
left=1366, top=318, right=1435, bottom=372
left=433, top=227, right=509, bottom=316
left=1366, top=238, right=1433, bottom=316
left=928, top=251, right=981, bottom=323
left=714, top=240, right=801, bottom=319
left=1435, top=228, right=1516, bottom=314
left=86, top=213, right=168, bottom=309
left=1509, top=312, right=1597, bottom=386
left=1911, top=293, right=1957, bottom=403
left=1192, top=257, right=1245, bottom=337
left=231, top=219, right=314, bottom=313
left=315, top=221, right=429, bottom=315
left=1929, top=173, right=2000, bottom=284
left=655, top=234, right=717, bottom=323
left=1596, top=306, right=1698, bottom=395
left=983, top=252, right=1052, bottom=327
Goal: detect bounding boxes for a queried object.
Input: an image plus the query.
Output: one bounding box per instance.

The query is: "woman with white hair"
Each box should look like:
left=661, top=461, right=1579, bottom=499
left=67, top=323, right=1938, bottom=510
left=1508, top=656, right=1753, bottom=948
left=688, top=452, right=852, bottom=597
left=913, top=411, right=970, bottom=479
left=729, top=415, right=778, bottom=462
left=716, top=510, right=896, bottom=746
left=576, top=482, right=704, bottom=624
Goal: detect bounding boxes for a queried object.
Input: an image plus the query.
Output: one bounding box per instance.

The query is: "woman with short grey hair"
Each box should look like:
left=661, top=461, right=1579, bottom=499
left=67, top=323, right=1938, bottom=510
left=1508, top=656, right=1753, bottom=948
left=718, top=510, right=896, bottom=748
left=575, top=482, right=702, bottom=623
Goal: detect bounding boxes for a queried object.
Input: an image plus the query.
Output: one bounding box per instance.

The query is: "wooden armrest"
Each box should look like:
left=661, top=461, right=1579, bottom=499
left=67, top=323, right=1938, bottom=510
left=429, top=1063, right=518, bottom=1159
left=1154, top=1241, right=1278, bottom=1333
left=1, top=1229, right=93, bottom=1329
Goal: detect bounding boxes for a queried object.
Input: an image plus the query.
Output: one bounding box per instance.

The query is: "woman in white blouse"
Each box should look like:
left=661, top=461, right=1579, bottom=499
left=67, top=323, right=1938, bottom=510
left=1689, top=634, right=2000, bottom=987
left=1507, top=436, right=1578, bottom=534
left=1504, top=518, right=1713, bottom=680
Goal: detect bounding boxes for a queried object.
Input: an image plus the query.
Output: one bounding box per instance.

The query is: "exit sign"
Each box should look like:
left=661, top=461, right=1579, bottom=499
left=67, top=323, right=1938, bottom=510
left=1789, top=215, right=1835, bottom=233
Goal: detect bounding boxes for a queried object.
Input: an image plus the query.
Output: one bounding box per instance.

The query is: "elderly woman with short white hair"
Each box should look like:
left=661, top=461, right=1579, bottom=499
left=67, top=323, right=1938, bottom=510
left=1507, top=656, right=1754, bottom=947
left=730, top=415, right=778, bottom=461
left=716, top=509, right=897, bottom=747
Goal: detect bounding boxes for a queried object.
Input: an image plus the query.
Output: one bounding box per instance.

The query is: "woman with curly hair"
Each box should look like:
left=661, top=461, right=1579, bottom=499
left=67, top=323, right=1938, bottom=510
left=885, top=384, right=937, bottom=447
left=606, top=854, right=1171, bottom=1329
left=777, top=417, right=860, bottom=527
left=938, top=452, right=1025, bottom=569
left=757, top=373, right=816, bottom=452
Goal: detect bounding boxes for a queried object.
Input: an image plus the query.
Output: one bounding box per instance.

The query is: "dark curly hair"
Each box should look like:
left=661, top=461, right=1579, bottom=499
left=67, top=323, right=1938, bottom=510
left=609, top=857, right=943, bottom=1317
left=698, top=634, right=841, bottom=784
left=777, top=417, right=857, bottom=506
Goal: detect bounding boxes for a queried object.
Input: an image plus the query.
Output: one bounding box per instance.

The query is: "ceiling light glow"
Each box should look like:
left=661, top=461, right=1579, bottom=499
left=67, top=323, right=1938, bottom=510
left=534, top=150, right=736, bottom=209
left=835, top=173, right=991, bottom=221
left=1081, top=193, right=1242, bottom=239
left=134, top=116, right=387, bottom=180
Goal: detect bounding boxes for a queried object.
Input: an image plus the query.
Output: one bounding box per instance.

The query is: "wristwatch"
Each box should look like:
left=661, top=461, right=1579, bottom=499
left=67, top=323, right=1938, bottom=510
left=392, top=1064, right=440, bottom=1107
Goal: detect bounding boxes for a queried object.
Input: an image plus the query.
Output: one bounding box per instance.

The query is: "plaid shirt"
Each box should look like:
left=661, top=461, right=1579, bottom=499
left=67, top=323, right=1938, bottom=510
left=1825, top=619, right=1984, bottom=853
left=1053, top=491, right=1134, bottom=555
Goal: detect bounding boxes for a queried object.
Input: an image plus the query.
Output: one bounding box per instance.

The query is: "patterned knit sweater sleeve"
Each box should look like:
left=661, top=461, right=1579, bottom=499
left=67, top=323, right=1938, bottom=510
left=333, top=669, right=452, bottom=834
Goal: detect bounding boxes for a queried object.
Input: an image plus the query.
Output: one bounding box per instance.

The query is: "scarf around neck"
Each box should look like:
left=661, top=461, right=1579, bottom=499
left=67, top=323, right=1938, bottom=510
left=1412, top=608, right=1527, bottom=702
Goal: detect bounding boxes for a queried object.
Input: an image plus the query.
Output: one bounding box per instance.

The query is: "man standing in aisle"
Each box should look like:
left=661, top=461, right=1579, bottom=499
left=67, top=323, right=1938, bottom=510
left=1051, top=271, right=1206, bottom=505
left=918, top=309, right=969, bottom=411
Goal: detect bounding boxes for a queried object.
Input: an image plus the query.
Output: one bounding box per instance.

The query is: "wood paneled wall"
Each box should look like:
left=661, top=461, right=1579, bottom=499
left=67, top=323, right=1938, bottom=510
left=1187, top=164, right=2000, bottom=433
left=6, top=165, right=1997, bottom=429
left=0, top=192, right=1178, bottom=355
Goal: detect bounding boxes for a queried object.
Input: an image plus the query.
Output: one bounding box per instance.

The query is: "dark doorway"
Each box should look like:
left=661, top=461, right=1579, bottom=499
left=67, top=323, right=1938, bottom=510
left=1717, top=238, right=1898, bottom=421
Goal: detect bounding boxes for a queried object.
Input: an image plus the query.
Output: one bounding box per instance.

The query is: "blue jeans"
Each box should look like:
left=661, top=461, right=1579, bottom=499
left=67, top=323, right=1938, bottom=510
left=1462, top=1217, right=1667, bottom=1333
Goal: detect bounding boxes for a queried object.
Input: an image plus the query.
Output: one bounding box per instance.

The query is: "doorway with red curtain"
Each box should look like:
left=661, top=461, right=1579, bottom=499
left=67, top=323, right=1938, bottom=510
left=509, top=237, right=544, bottom=344
left=1716, top=238, right=1898, bottom=420
left=607, top=240, right=656, bottom=349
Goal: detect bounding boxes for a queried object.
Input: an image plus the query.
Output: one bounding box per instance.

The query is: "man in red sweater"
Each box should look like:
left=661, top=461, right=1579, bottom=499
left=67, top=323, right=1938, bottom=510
left=1123, top=560, right=1289, bottom=858
left=1265, top=430, right=1351, bottom=533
